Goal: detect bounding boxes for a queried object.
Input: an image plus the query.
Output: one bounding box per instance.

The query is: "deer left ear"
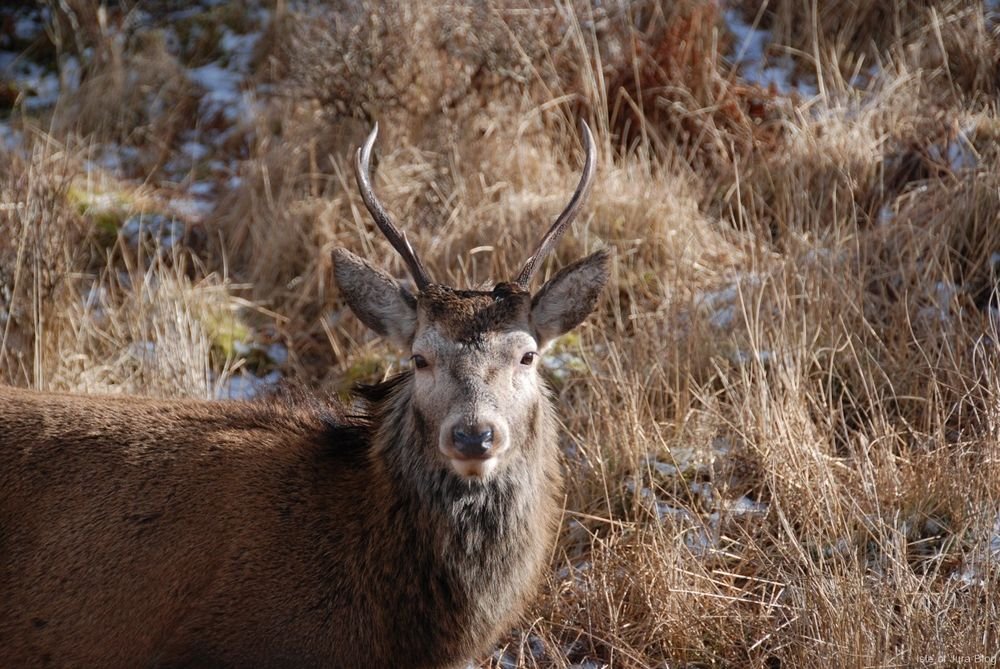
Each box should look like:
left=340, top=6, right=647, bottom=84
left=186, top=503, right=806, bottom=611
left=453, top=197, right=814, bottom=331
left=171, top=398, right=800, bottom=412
left=332, top=248, right=417, bottom=348
left=530, top=249, right=610, bottom=348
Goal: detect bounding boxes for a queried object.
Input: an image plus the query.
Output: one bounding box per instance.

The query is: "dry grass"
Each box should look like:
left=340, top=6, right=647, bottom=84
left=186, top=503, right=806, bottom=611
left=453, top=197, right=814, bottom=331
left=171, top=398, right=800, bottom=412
left=2, top=1, right=1000, bottom=666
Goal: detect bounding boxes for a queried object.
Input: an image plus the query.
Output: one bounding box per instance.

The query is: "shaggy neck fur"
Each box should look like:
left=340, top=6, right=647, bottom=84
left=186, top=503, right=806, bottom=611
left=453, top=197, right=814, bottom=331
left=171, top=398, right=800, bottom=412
left=352, top=372, right=561, bottom=666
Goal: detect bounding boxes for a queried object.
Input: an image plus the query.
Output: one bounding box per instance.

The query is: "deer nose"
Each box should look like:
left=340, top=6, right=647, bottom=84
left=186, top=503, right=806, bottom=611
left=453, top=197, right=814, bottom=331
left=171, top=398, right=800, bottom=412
left=451, top=425, right=494, bottom=459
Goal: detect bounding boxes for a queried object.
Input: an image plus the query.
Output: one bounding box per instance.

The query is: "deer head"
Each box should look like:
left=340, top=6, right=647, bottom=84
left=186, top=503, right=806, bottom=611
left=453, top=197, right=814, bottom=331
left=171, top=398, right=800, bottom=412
left=333, top=122, right=609, bottom=480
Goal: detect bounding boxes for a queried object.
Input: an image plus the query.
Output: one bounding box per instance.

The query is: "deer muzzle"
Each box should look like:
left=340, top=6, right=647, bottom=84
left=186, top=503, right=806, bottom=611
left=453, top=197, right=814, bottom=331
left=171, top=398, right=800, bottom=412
left=440, top=413, right=508, bottom=479
left=451, top=425, right=495, bottom=460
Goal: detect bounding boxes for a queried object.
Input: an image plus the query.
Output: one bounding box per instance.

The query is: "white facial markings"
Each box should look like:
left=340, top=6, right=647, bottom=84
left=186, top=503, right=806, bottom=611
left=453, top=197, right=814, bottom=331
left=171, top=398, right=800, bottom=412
left=408, top=325, right=543, bottom=480
left=449, top=457, right=499, bottom=479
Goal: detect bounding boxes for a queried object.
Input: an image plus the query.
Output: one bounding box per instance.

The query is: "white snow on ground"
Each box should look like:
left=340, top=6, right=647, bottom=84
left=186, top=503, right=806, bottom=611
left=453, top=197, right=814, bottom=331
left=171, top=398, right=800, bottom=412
left=181, top=140, right=211, bottom=162
left=188, top=61, right=255, bottom=125
left=849, top=64, right=881, bottom=89
left=60, top=55, right=81, bottom=91
left=723, top=8, right=818, bottom=97
left=168, top=196, right=215, bottom=222
left=927, top=124, right=978, bottom=172
left=643, top=438, right=732, bottom=479
left=14, top=13, right=46, bottom=42
left=221, top=28, right=263, bottom=72
left=264, top=342, right=289, bottom=366
left=698, top=284, right=739, bottom=329
left=126, top=340, right=158, bottom=365
left=82, top=143, right=141, bottom=174
left=987, top=0, right=1000, bottom=25
left=0, top=51, right=61, bottom=110
left=0, top=121, right=22, bottom=152
left=917, top=280, right=959, bottom=324
left=626, top=439, right=767, bottom=558
left=542, top=349, right=587, bottom=380
left=122, top=213, right=186, bottom=251
left=695, top=273, right=761, bottom=331
left=731, top=349, right=775, bottom=366
left=950, top=510, right=1000, bottom=587
left=0, top=5, right=63, bottom=110
left=232, top=340, right=289, bottom=366
left=188, top=180, right=216, bottom=197
left=216, top=369, right=283, bottom=400
left=878, top=203, right=895, bottom=225
left=182, top=23, right=263, bottom=130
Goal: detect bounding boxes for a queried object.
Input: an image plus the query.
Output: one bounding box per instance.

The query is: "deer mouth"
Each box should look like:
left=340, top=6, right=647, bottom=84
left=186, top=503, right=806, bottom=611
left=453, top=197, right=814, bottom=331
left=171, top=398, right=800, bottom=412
left=441, top=441, right=501, bottom=479
left=439, top=415, right=509, bottom=479
left=441, top=437, right=501, bottom=479
left=447, top=455, right=499, bottom=479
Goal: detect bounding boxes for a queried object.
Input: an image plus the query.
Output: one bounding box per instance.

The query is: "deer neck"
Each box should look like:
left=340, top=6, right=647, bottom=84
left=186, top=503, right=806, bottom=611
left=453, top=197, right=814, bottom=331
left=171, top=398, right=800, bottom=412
left=366, top=376, right=559, bottom=572
left=359, top=382, right=558, bottom=663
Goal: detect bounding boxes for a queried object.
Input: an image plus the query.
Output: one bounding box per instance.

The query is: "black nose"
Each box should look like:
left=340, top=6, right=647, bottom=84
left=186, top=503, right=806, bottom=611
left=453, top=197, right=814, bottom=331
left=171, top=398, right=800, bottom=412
left=452, top=426, right=494, bottom=459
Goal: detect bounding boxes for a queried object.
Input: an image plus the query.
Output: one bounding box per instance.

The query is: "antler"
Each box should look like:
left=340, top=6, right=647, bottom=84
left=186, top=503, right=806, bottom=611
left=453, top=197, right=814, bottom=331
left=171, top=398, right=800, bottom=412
left=355, top=123, right=433, bottom=291
left=515, top=119, right=597, bottom=289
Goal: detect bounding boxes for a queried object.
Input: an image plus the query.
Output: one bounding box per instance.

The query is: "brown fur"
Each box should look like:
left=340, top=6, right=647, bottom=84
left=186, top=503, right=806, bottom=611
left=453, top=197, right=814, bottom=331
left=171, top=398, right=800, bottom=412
left=1, top=246, right=607, bottom=668
left=418, top=284, right=531, bottom=343
left=0, top=373, right=561, bottom=668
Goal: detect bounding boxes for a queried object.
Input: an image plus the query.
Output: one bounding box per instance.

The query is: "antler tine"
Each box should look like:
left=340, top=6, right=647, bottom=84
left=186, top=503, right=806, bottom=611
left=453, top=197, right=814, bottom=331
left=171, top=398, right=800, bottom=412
left=355, top=123, right=433, bottom=291
left=515, top=119, right=597, bottom=289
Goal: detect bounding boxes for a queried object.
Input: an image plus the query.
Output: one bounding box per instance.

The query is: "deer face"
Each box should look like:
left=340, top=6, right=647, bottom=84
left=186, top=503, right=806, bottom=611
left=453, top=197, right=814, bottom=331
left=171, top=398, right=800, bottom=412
left=334, top=254, right=609, bottom=479
left=409, top=286, right=537, bottom=479
left=333, top=120, right=607, bottom=479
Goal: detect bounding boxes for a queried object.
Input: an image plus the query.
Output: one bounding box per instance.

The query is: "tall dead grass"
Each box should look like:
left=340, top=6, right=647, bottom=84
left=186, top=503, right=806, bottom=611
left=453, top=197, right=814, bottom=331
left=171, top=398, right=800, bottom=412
left=2, top=1, right=1000, bottom=666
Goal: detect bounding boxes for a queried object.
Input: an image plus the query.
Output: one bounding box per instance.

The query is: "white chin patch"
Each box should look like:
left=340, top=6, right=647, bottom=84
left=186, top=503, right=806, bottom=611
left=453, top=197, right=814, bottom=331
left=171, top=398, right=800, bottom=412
left=450, top=458, right=498, bottom=479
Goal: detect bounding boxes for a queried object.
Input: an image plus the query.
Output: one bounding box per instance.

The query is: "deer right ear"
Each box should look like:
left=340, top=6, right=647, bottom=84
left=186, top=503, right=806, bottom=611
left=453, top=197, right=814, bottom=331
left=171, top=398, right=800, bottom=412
left=332, top=248, right=417, bottom=348
left=531, top=249, right=610, bottom=348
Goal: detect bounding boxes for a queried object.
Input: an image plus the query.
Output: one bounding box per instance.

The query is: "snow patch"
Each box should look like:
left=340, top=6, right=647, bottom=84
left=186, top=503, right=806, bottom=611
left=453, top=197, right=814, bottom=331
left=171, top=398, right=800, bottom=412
left=188, top=62, right=254, bottom=125
left=122, top=213, right=186, bottom=250
left=731, top=349, right=775, bottom=366
left=216, top=369, right=283, bottom=401
left=916, top=281, right=959, bottom=324
left=878, top=204, right=895, bottom=226
left=0, top=121, right=23, bottom=152
left=13, top=9, right=47, bottom=43
left=987, top=0, right=1000, bottom=26
left=949, top=510, right=1000, bottom=587
left=220, top=29, right=262, bottom=73
left=543, top=349, right=587, bottom=380
left=127, top=341, right=158, bottom=365
left=928, top=126, right=977, bottom=172
left=188, top=180, right=216, bottom=197
left=84, top=144, right=141, bottom=175
left=0, top=51, right=60, bottom=110
left=265, top=342, right=289, bottom=366
left=169, top=197, right=215, bottom=222
left=723, top=9, right=817, bottom=97
left=181, top=140, right=211, bottom=162
left=696, top=274, right=761, bottom=331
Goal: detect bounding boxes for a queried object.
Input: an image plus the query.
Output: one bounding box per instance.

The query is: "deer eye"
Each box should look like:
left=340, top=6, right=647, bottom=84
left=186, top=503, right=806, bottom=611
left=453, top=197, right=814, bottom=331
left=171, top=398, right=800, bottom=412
left=520, top=352, right=538, bottom=366
left=411, top=354, right=429, bottom=370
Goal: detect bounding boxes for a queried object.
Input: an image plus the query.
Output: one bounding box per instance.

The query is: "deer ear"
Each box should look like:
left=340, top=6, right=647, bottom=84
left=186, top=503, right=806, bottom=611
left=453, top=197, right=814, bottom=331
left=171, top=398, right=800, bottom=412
left=333, top=248, right=417, bottom=348
left=530, top=249, right=610, bottom=348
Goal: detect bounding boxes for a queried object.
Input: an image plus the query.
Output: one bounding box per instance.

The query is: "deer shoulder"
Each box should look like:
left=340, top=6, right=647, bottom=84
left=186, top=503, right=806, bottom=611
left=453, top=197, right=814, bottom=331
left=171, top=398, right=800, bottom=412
left=0, top=121, right=609, bottom=669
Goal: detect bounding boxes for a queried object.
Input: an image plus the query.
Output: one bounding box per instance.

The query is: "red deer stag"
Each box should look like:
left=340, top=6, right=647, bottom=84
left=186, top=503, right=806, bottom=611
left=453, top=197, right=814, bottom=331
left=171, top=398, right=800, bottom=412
left=0, top=121, right=609, bottom=668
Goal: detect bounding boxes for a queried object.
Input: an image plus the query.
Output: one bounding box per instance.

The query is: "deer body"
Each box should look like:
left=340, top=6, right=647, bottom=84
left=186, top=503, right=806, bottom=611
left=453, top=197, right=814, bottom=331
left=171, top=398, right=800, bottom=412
left=0, top=380, right=558, bottom=668
left=0, top=121, right=608, bottom=667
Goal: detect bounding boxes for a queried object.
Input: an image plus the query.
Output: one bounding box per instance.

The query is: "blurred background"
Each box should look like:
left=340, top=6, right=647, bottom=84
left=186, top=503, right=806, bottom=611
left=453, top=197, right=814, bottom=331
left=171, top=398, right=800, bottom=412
left=2, top=1, right=1000, bottom=666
